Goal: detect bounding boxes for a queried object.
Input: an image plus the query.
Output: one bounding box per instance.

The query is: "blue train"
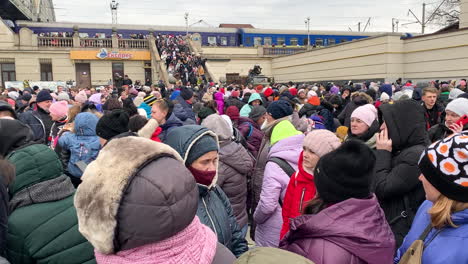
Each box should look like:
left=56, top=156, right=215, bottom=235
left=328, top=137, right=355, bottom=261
left=15, top=20, right=382, bottom=47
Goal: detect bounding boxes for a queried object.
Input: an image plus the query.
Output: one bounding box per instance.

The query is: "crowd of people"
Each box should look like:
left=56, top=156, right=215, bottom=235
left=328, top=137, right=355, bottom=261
left=156, top=34, right=209, bottom=86
left=0, top=77, right=467, bottom=264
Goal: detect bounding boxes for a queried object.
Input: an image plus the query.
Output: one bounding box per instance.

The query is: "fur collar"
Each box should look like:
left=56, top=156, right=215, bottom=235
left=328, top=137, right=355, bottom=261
left=74, top=136, right=182, bottom=254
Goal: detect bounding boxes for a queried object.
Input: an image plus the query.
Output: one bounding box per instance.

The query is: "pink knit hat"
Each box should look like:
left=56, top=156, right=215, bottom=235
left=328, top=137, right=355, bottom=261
left=49, top=101, right=69, bottom=118
left=351, top=104, right=378, bottom=127
left=303, top=129, right=341, bottom=157
left=74, top=91, right=88, bottom=104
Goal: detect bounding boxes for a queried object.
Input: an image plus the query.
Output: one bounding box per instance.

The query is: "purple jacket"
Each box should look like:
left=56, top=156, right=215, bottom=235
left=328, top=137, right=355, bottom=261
left=237, top=117, right=264, bottom=157
left=280, top=196, right=395, bottom=264
left=253, top=134, right=304, bottom=247
left=214, top=92, right=225, bottom=115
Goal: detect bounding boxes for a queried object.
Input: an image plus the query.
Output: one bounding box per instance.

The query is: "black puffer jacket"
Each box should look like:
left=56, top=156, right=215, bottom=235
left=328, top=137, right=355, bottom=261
left=373, top=100, right=429, bottom=247
left=428, top=123, right=468, bottom=143
left=165, top=125, right=249, bottom=257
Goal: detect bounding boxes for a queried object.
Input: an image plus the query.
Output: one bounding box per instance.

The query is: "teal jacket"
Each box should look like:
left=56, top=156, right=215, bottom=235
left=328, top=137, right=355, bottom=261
left=6, top=144, right=95, bottom=264
left=240, top=93, right=263, bottom=117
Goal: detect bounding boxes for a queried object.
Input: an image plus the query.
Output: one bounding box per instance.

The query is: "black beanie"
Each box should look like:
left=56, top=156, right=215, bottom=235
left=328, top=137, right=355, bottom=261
left=186, top=134, right=218, bottom=165
left=96, top=109, right=130, bottom=140
left=267, top=100, right=293, bottom=120
left=314, top=140, right=375, bottom=204
left=180, top=87, right=194, bottom=100
left=0, top=101, right=17, bottom=119
left=36, top=89, right=53, bottom=103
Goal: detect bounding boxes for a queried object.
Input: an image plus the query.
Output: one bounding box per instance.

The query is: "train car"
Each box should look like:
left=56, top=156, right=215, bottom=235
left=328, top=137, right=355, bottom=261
left=14, top=20, right=240, bottom=46
left=239, top=28, right=384, bottom=47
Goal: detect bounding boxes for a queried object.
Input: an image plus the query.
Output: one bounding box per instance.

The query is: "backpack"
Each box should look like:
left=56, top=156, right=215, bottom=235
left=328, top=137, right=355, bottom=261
left=398, top=224, right=442, bottom=264
left=268, top=157, right=296, bottom=207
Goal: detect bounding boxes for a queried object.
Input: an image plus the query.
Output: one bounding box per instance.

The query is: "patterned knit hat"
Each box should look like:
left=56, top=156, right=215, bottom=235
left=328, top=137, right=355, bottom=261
left=144, top=95, right=157, bottom=106
left=418, top=132, right=468, bottom=202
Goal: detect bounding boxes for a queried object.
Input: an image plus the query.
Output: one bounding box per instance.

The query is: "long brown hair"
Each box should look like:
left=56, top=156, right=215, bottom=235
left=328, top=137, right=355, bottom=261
left=303, top=196, right=328, bottom=215
left=429, top=195, right=468, bottom=229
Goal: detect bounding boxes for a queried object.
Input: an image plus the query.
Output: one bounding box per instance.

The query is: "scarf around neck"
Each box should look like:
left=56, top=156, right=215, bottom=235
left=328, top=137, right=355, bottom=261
left=95, top=216, right=217, bottom=264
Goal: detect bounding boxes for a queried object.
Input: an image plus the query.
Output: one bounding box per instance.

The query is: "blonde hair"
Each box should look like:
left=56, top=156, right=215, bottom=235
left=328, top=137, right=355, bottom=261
left=429, top=195, right=468, bottom=229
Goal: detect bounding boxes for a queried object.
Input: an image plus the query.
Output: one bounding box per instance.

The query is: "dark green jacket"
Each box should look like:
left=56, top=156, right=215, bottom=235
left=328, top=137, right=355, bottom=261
left=6, top=144, right=95, bottom=264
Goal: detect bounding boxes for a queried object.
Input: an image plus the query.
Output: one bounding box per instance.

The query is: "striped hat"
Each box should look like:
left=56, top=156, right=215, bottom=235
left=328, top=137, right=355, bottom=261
left=419, top=131, right=468, bottom=202
left=144, top=95, right=157, bottom=106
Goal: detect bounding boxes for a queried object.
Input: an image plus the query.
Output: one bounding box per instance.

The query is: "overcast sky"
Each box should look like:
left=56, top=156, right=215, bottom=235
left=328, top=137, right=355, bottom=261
left=53, top=0, right=444, bottom=33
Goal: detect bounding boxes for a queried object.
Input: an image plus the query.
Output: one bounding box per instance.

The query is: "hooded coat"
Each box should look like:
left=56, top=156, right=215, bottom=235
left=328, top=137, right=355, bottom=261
left=74, top=137, right=235, bottom=264
left=373, top=100, right=428, bottom=246
left=202, top=114, right=255, bottom=228
left=159, top=112, right=183, bottom=142
left=394, top=200, right=468, bottom=264
left=240, top=93, right=262, bottom=117
left=237, top=116, right=264, bottom=158
left=5, top=143, right=95, bottom=264
left=214, top=92, right=225, bottom=115
left=0, top=119, right=34, bottom=157
left=253, top=126, right=304, bottom=247
left=58, top=113, right=101, bottom=178
left=19, top=106, right=53, bottom=144
left=165, top=125, right=249, bottom=257
left=280, top=196, right=395, bottom=264
left=174, top=95, right=197, bottom=123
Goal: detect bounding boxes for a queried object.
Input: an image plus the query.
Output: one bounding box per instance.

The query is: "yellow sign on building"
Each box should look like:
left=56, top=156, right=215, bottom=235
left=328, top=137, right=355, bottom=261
left=70, top=49, right=151, bottom=61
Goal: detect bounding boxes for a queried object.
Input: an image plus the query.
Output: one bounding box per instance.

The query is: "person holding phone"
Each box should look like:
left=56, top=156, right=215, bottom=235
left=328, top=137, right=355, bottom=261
left=374, top=100, right=429, bottom=247
left=428, top=98, right=468, bottom=143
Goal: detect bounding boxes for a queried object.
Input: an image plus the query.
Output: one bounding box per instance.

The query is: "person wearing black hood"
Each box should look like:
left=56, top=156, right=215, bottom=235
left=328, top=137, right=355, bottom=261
left=0, top=101, right=17, bottom=119
left=19, top=89, right=54, bottom=144
left=338, top=92, right=373, bottom=128
left=373, top=99, right=429, bottom=247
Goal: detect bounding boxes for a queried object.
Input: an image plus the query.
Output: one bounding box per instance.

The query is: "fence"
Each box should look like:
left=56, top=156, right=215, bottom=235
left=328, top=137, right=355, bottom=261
left=80, top=38, right=112, bottom=48
left=38, top=37, right=73, bottom=47
left=118, top=39, right=149, bottom=49
left=263, top=47, right=307, bottom=56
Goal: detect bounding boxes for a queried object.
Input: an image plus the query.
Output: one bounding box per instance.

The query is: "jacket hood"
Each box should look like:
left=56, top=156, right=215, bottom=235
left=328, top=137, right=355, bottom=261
left=0, top=119, right=34, bottom=157
left=268, top=133, right=305, bottom=165
left=219, top=141, right=253, bottom=175
left=75, top=136, right=198, bottom=254
left=162, top=112, right=183, bottom=130
left=248, top=93, right=263, bottom=105
left=165, top=125, right=220, bottom=188
left=235, top=247, right=314, bottom=264
left=297, top=152, right=314, bottom=183
left=214, top=92, right=224, bottom=101
left=379, top=100, right=428, bottom=151
left=202, top=114, right=233, bottom=142
left=7, top=144, right=63, bottom=196
left=74, top=112, right=99, bottom=137
left=287, top=196, right=395, bottom=263
left=270, top=120, right=302, bottom=146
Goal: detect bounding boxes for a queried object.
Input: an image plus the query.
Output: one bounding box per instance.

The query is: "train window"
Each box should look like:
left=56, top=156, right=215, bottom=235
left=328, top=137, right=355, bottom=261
left=277, top=37, right=285, bottom=45
left=303, top=38, right=309, bottom=46
left=264, top=37, right=272, bottom=46
left=220, top=37, right=228, bottom=46
left=254, top=37, right=262, bottom=46
left=329, top=39, right=336, bottom=45
left=315, top=38, right=324, bottom=46
left=208, top=36, right=217, bottom=46
left=229, top=36, right=236, bottom=46
left=340, top=39, right=348, bottom=43
left=290, top=38, right=298, bottom=46
left=245, top=37, right=252, bottom=46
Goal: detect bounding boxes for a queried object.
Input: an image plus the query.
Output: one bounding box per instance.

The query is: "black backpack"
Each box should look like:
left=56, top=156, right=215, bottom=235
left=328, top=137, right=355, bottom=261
left=268, top=157, right=295, bottom=207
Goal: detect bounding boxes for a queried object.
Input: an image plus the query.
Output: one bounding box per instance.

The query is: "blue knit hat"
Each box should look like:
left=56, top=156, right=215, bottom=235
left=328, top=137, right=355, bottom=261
left=267, top=100, right=293, bottom=120
left=36, top=89, right=53, bottom=103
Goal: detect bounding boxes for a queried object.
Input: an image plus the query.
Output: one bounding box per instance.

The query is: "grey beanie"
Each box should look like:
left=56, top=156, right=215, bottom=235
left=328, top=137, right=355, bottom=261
left=249, top=106, right=267, bottom=122
left=449, top=88, right=465, bottom=100
left=445, top=98, right=468, bottom=117
left=186, top=134, right=218, bottom=165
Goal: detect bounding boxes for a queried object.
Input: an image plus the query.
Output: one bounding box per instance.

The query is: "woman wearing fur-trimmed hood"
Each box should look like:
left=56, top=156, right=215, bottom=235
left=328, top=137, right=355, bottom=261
left=74, top=136, right=236, bottom=264
left=165, top=125, right=249, bottom=257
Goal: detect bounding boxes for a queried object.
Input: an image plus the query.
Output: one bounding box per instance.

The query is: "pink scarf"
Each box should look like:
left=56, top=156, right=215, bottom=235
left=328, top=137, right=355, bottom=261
left=95, top=216, right=217, bottom=264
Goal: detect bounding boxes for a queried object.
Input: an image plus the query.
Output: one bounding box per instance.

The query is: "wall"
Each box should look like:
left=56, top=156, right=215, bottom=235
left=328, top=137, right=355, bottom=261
left=461, top=0, right=468, bottom=29
left=201, top=47, right=259, bottom=56
left=271, top=30, right=468, bottom=83
left=0, top=19, right=15, bottom=49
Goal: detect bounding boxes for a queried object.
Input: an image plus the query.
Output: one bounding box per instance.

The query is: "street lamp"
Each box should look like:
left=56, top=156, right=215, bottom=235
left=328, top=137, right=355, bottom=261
left=305, top=17, right=310, bottom=49
left=184, top=12, right=189, bottom=36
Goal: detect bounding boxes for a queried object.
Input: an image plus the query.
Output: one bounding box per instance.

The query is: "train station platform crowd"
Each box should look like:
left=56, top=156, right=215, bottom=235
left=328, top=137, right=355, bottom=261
left=0, top=76, right=468, bottom=264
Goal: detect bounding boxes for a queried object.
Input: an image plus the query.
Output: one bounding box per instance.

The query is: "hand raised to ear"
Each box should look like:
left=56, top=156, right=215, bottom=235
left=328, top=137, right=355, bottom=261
left=376, top=127, right=392, bottom=152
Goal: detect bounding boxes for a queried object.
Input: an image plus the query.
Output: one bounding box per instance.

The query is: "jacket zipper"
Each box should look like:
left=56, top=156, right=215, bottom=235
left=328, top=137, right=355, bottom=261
left=33, top=113, right=46, bottom=141
left=299, top=188, right=306, bottom=213
left=202, top=197, right=218, bottom=236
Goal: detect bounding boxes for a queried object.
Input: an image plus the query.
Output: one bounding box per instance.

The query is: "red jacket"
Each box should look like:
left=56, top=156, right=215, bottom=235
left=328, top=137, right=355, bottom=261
left=280, top=152, right=317, bottom=239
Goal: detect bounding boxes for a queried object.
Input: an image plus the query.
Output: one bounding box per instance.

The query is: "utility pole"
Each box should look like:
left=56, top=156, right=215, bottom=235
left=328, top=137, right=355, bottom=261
left=110, top=0, right=119, bottom=25
left=358, top=22, right=361, bottom=32
left=304, top=17, right=311, bottom=48
left=407, top=0, right=446, bottom=34
left=392, top=18, right=400, bottom=32
left=184, top=12, right=189, bottom=36
left=363, top=17, right=371, bottom=32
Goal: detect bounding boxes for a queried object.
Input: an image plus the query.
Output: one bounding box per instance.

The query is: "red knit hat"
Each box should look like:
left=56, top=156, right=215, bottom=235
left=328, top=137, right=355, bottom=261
left=289, top=88, right=298, bottom=96
left=225, top=106, right=240, bottom=121
left=255, top=85, right=264, bottom=93
left=308, top=96, right=320, bottom=106
left=263, top=87, right=274, bottom=97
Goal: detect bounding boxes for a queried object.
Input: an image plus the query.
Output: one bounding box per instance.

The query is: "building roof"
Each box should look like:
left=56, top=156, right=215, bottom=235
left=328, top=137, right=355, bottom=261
left=219, top=24, right=255, bottom=29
